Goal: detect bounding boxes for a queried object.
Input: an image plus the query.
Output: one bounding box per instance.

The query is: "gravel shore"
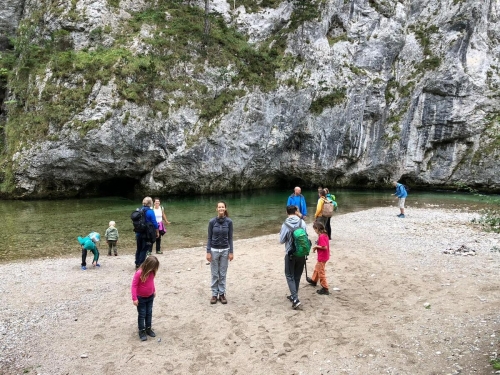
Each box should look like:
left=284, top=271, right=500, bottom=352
left=1, top=207, right=499, bottom=375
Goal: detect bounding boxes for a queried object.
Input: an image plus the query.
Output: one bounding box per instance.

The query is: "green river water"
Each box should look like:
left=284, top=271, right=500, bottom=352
left=0, top=188, right=493, bottom=263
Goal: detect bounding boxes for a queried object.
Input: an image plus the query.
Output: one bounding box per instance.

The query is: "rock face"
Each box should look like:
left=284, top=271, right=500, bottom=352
left=2, top=0, right=500, bottom=198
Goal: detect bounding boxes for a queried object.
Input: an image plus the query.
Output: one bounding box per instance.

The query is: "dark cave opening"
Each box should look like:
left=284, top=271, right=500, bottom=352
left=85, top=177, right=139, bottom=198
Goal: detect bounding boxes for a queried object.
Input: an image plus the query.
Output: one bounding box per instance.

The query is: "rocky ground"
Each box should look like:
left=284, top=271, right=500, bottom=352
left=1, top=207, right=500, bottom=375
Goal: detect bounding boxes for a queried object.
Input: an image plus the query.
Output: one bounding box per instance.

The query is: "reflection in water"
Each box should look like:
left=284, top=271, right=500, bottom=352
left=0, top=189, right=494, bottom=262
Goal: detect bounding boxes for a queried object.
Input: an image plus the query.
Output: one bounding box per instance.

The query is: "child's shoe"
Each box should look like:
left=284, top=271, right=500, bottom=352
left=306, top=277, right=317, bottom=286
left=81, top=266, right=87, bottom=271
left=145, top=327, right=156, bottom=337
left=316, top=288, right=330, bottom=295
left=139, top=330, right=147, bottom=341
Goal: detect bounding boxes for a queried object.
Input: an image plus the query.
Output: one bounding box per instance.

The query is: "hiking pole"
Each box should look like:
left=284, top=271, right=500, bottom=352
left=304, top=256, right=308, bottom=279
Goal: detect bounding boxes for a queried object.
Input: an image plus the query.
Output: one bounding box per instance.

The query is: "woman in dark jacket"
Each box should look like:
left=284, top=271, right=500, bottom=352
left=206, top=201, right=234, bottom=305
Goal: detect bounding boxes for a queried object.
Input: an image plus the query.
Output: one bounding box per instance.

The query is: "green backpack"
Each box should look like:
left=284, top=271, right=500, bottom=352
left=285, top=221, right=311, bottom=257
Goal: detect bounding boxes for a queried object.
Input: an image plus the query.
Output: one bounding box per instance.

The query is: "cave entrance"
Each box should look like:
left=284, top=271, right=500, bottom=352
left=86, top=177, right=139, bottom=198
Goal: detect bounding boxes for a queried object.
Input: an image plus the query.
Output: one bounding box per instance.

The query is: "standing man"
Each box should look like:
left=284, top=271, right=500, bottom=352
left=279, top=205, right=307, bottom=309
left=135, top=197, right=159, bottom=269
left=392, top=181, right=408, bottom=218
left=286, top=186, right=307, bottom=219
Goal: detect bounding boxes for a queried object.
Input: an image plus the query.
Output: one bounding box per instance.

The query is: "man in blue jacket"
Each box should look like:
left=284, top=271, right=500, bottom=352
left=286, top=187, right=307, bottom=219
left=392, top=181, right=408, bottom=218
left=135, top=197, right=159, bottom=269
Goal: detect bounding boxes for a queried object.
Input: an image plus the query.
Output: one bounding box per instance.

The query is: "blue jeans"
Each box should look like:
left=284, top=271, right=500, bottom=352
left=284, top=254, right=305, bottom=301
left=136, top=294, right=155, bottom=331
left=135, top=235, right=152, bottom=267
left=210, top=249, right=229, bottom=296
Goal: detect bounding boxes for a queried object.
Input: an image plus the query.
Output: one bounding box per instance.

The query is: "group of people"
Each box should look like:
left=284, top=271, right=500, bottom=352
left=78, top=181, right=408, bottom=341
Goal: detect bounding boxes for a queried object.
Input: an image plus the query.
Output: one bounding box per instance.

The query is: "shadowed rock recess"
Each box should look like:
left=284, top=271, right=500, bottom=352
left=0, top=0, right=499, bottom=198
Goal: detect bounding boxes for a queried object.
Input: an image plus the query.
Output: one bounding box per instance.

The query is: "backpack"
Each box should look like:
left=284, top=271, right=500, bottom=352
left=131, top=207, right=147, bottom=233
left=285, top=221, right=311, bottom=257
left=321, top=199, right=334, bottom=218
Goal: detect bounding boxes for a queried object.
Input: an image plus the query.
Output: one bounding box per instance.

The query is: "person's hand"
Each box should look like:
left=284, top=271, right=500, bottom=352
left=313, top=247, right=317, bottom=253
left=166, top=220, right=171, bottom=225
left=133, top=300, right=138, bottom=306
left=154, top=292, right=156, bottom=297
left=206, top=253, right=212, bottom=262
left=156, top=230, right=159, bottom=238
left=229, top=253, right=234, bottom=261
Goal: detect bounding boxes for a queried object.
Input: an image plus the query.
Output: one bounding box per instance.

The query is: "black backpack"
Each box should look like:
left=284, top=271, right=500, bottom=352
left=131, top=208, right=147, bottom=233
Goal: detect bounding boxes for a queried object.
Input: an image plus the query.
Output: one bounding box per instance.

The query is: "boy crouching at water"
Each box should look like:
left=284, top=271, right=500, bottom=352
left=105, top=221, right=119, bottom=256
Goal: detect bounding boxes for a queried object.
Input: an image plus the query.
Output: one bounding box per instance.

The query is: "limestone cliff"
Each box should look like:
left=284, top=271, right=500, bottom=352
left=0, top=0, right=499, bottom=198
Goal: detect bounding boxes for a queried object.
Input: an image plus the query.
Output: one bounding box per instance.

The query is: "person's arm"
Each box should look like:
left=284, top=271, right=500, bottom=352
left=314, top=199, right=324, bottom=218
left=228, top=219, right=234, bottom=261
left=161, top=207, right=170, bottom=224
left=313, top=234, right=328, bottom=251
left=206, top=219, right=214, bottom=261
left=301, top=196, right=307, bottom=218
left=279, top=223, right=289, bottom=244
left=131, top=271, right=140, bottom=306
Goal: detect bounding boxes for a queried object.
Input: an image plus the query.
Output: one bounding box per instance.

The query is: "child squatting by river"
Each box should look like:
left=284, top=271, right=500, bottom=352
left=131, top=255, right=159, bottom=341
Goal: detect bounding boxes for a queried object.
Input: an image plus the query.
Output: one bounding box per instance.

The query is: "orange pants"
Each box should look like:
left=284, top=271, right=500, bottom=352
left=311, top=261, right=328, bottom=289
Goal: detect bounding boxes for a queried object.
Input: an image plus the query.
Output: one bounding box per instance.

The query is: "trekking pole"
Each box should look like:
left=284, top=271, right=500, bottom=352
left=304, top=256, right=308, bottom=279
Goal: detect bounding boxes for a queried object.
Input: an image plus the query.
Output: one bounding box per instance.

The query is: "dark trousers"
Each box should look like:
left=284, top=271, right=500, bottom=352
left=325, top=217, right=332, bottom=240
left=155, top=236, right=162, bottom=252
left=135, top=236, right=152, bottom=267
left=284, top=255, right=305, bottom=301
left=81, top=248, right=98, bottom=267
left=136, top=294, right=155, bottom=331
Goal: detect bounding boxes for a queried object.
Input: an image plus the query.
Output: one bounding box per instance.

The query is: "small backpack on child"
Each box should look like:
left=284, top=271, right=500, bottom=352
left=285, top=221, right=311, bottom=257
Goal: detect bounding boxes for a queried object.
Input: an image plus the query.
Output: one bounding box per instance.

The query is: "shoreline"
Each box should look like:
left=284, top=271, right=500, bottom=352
left=1, top=207, right=500, bottom=375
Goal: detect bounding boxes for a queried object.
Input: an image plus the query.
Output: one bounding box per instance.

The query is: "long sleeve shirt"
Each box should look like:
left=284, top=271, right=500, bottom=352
left=314, top=197, right=327, bottom=218
left=206, top=216, right=234, bottom=253
left=131, top=269, right=156, bottom=301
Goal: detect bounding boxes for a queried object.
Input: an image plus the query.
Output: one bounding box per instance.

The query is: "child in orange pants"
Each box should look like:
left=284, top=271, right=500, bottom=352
left=307, top=222, right=330, bottom=295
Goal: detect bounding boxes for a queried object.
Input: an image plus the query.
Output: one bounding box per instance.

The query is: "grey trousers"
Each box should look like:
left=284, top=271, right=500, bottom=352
left=284, top=254, right=305, bottom=301
left=210, top=249, right=229, bottom=296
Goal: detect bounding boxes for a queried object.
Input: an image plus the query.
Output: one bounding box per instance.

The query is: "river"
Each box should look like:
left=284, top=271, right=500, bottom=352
left=0, top=188, right=493, bottom=262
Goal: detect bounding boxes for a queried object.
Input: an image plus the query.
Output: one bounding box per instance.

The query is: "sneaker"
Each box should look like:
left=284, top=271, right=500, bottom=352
left=398, top=214, right=405, bottom=218
left=306, top=277, right=317, bottom=287
left=139, top=330, right=147, bottom=341
left=210, top=296, right=218, bottom=304
left=286, top=295, right=293, bottom=302
left=81, top=266, right=87, bottom=271
left=156, top=251, right=163, bottom=254
left=145, top=328, right=156, bottom=337
left=114, top=253, right=118, bottom=256
left=219, top=294, right=227, bottom=304
left=95, top=263, right=100, bottom=267
left=292, top=299, right=301, bottom=309
left=317, top=288, right=330, bottom=295
left=108, top=253, right=112, bottom=256
left=147, top=251, right=152, bottom=256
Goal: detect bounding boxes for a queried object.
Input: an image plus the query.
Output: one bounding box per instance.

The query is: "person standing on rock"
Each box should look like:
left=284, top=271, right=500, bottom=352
left=279, top=205, right=307, bottom=309
left=287, top=186, right=307, bottom=220
left=135, top=197, right=159, bottom=269
left=392, top=181, right=408, bottom=218
left=206, top=201, right=234, bottom=305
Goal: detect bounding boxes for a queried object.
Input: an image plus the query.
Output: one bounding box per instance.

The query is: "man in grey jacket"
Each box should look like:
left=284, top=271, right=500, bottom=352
left=279, top=205, right=307, bottom=309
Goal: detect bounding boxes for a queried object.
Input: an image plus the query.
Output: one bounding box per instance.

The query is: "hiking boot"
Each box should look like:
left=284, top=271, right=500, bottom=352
left=292, top=299, right=301, bottom=309
left=306, top=277, right=317, bottom=287
left=219, top=294, right=227, bottom=304
left=81, top=266, right=87, bottom=271
left=316, top=288, right=330, bottom=295
left=156, top=251, right=163, bottom=254
left=210, top=296, right=218, bottom=304
left=139, top=330, right=147, bottom=341
left=145, top=328, right=156, bottom=337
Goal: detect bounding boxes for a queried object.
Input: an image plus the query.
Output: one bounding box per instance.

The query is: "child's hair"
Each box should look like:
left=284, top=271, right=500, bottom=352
left=217, top=201, right=229, bottom=217
left=140, top=256, right=160, bottom=282
left=109, top=221, right=116, bottom=227
left=313, top=222, right=327, bottom=234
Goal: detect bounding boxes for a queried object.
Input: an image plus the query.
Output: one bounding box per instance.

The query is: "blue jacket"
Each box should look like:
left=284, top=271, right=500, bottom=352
left=395, top=183, right=408, bottom=198
left=286, top=194, right=307, bottom=217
